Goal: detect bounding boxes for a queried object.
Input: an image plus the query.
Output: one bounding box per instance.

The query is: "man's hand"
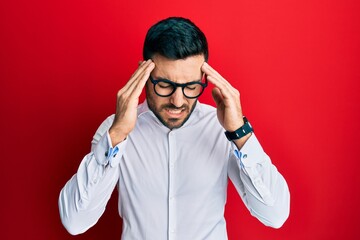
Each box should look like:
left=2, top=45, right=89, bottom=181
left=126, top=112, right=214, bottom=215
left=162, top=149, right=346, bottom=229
left=109, top=59, right=155, bottom=146
left=201, top=62, right=251, bottom=149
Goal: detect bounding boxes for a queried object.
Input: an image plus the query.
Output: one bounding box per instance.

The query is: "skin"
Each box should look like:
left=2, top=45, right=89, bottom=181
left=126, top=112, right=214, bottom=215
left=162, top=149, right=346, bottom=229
left=145, top=54, right=203, bottom=130
left=109, top=55, right=251, bottom=149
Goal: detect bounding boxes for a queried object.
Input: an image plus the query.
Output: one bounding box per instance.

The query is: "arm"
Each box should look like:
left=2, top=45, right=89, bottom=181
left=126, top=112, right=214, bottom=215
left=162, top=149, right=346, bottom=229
left=59, top=60, right=155, bottom=235
left=201, top=62, right=290, bottom=227
left=58, top=116, right=124, bottom=235
left=227, top=134, right=290, bottom=228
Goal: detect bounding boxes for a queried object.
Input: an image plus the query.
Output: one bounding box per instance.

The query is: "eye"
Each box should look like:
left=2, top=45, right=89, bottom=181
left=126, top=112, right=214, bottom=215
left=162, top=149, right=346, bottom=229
left=186, top=86, right=197, bottom=90
left=157, top=81, right=173, bottom=88
left=185, top=83, right=201, bottom=91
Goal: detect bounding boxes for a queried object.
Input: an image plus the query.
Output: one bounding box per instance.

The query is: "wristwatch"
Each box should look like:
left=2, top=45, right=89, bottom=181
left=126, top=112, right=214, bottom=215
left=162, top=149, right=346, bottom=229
left=224, top=116, right=253, bottom=141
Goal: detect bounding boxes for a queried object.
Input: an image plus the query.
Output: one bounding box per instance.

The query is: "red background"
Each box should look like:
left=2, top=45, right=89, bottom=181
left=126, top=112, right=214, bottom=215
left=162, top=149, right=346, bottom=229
left=1, top=0, right=359, bottom=239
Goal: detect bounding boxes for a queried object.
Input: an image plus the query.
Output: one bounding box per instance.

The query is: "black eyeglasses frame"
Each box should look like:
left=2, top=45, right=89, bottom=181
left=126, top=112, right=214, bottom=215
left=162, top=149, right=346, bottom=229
left=149, top=74, right=208, bottom=99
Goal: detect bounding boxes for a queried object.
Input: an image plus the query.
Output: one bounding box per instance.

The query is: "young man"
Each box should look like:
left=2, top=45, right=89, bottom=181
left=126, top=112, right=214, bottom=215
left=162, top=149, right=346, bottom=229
left=59, top=17, right=290, bottom=239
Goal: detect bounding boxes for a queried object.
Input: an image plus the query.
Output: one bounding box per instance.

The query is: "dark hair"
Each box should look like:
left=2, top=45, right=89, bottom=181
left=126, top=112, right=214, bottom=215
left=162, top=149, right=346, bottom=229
left=143, top=17, right=208, bottom=61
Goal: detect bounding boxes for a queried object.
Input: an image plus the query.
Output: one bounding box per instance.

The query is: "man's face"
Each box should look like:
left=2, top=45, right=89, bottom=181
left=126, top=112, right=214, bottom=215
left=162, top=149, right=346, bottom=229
left=146, top=54, right=205, bottom=129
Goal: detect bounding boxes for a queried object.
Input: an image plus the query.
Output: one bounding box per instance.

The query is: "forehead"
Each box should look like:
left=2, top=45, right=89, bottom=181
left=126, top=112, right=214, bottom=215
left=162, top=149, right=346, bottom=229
left=152, top=54, right=205, bottom=83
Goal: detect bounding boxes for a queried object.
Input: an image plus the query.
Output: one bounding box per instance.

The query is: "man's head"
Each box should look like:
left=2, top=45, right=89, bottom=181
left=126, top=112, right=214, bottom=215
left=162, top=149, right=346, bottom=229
left=143, top=17, right=209, bottom=129
left=143, top=17, right=208, bottom=61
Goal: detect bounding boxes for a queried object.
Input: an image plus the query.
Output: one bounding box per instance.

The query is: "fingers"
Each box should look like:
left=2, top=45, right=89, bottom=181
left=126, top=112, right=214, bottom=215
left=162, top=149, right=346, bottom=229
left=202, top=62, right=239, bottom=100
left=111, top=60, right=155, bottom=141
left=211, top=87, right=223, bottom=106
left=119, top=60, right=155, bottom=98
left=202, top=62, right=244, bottom=132
left=130, top=62, right=155, bottom=96
left=125, top=60, right=152, bottom=90
left=202, top=62, right=230, bottom=86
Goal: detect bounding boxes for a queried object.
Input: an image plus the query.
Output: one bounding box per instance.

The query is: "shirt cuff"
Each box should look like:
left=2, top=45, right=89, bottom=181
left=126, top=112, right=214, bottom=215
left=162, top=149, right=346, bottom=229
left=232, top=133, right=265, bottom=169
left=93, top=130, right=127, bottom=168
left=231, top=134, right=274, bottom=204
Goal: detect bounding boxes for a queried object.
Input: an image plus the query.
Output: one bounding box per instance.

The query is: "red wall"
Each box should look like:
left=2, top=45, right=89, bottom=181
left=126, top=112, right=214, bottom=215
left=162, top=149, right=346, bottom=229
left=1, top=0, right=359, bottom=239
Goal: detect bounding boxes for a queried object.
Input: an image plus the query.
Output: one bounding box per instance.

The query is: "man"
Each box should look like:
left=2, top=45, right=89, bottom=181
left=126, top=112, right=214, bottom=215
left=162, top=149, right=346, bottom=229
left=59, top=17, right=290, bottom=239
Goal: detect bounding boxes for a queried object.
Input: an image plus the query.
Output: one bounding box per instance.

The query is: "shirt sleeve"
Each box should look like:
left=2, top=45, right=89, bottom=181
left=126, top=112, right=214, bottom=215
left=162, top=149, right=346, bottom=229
left=58, top=115, right=126, bottom=235
left=227, top=134, right=290, bottom=228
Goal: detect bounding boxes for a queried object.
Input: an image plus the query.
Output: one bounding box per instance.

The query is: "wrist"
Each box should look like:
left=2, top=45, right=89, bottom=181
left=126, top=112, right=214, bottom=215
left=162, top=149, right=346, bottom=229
left=224, top=116, right=253, bottom=142
left=109, top=126, right=127, bottom=147
left=233, top=132, right=252, bottom=150
left=226, top=118, right=245, bottom=132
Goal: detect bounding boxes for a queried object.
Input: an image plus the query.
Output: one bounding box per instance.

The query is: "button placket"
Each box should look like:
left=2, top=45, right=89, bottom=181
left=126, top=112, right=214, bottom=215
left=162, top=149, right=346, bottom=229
left=168, top=131, right=177, bottom=239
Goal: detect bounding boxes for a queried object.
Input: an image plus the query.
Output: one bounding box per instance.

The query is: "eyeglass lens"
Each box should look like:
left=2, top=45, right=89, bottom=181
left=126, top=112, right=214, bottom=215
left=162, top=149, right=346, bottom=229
left=154, top=81, right=205, bottom=98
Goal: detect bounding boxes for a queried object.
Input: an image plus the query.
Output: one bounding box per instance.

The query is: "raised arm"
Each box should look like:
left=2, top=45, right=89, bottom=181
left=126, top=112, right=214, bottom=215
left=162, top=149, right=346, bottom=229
left=58, top=60, right=155, bottom=235
left=201, top=62, right=290, bottom=228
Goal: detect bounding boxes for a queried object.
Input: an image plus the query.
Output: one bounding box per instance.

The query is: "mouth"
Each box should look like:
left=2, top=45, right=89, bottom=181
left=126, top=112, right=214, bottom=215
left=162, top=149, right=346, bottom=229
left=164, top=108, right=185, bottom=118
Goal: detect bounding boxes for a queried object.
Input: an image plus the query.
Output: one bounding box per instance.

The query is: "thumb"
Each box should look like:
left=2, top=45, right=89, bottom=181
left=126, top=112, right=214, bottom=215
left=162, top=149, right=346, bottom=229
left=212, top=87, right=223, bottom=106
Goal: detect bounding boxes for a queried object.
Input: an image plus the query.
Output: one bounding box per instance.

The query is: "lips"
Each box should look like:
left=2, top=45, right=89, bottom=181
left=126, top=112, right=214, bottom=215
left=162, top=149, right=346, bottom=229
left=164, top=108, right=185, bottom=118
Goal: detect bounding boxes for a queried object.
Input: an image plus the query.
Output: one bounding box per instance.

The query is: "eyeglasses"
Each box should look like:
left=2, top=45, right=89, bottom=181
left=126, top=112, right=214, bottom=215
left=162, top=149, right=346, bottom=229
left=149, top=74, right=208, bottom=99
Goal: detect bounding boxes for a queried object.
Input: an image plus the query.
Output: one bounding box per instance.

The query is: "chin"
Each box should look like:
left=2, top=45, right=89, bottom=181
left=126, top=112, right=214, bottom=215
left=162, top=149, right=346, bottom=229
left=164, top=117, right=187, bottom=129
left=165, top=120, right=182, bottom=129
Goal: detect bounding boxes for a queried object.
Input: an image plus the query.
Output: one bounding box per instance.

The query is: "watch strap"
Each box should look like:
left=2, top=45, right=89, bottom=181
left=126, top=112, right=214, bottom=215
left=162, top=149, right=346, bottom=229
left=224, top=117, right=253, bottom=141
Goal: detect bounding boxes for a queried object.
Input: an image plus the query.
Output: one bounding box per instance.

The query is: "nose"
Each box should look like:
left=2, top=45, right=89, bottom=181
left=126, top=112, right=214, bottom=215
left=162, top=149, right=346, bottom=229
left=170, top=87, right=186, bottom=107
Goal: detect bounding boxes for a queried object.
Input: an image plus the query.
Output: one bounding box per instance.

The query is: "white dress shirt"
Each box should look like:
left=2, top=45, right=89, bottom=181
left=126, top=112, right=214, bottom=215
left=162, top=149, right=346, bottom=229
left=59, top=101, right=290, bottom=239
